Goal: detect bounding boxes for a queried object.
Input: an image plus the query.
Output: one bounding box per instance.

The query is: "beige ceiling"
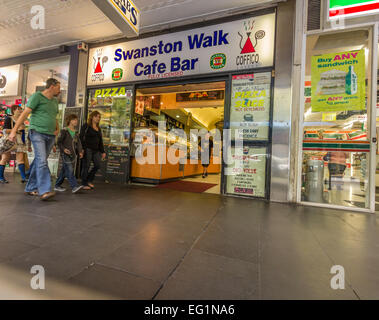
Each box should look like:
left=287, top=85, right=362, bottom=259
left=305, top=30, right=369, bottom=77
left=0, top=0, right=281, bottom=60
left=160, top=106, right=224, bottom=130
left=184, top=107, right=224, bottom=129
left=138, top=81, right=225, bottom=95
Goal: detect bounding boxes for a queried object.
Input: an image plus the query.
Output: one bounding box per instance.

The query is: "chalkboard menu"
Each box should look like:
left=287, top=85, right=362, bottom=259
left=105, top=145, right=129, bottom=183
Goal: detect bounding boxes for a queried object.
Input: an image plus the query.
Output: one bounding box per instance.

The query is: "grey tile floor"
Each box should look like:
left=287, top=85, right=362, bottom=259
left=0, top=176, right=379, bottom=299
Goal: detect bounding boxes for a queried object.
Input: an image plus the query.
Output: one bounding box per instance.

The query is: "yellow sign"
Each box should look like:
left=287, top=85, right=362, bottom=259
left=230, top=72, right=271, bottom=141
left=322, top=113, right=337, bottom=121
left=311, top=50, right=365, bottom=112
left=91, top=0, right=140, bottom=37
left=94, top=87, right=128, bottom=97
left=109, top=0, right=139, bottom=34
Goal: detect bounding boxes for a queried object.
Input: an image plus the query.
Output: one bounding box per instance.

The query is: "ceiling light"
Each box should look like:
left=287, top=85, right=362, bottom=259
left=304, top=108, right=312, bottom=119
left=176, top=115, right=180, bottom=118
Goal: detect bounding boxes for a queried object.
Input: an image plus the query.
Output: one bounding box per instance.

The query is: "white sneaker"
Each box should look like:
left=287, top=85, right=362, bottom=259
left=54, top=186, right=66, bottom=192
left=72, top=185, right=83, bottom=194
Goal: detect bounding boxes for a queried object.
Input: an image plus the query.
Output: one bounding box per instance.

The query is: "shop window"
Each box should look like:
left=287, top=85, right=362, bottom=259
left=87, top=86, right=133, bottom=183
left=301, top=29, right=372, bottom=209
left=25, top=56, right=70, bottom=177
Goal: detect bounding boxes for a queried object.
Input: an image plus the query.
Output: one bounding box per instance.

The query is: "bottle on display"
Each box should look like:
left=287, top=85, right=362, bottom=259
left=345, top=66, right=358, bottom=95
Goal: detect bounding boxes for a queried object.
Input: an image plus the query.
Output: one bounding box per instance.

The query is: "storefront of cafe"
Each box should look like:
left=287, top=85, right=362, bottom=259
left=84, top=1, right=296, bottom=201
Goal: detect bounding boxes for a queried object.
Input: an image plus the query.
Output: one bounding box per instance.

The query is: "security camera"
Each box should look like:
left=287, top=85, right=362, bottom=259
left=77, top=42, right=88, bottom=52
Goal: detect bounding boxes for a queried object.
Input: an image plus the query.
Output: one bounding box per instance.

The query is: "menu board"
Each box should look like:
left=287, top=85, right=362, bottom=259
left=226, top=146, right=267, bottom=198
left=176, top=90, right=224, bottom=102
left=230, top=72, right=271, bottom=141
left=105, top=145, right=129, bottom=183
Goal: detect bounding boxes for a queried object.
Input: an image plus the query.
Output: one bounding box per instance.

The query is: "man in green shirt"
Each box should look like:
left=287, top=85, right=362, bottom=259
left=9, top=78, right=60, bottom=201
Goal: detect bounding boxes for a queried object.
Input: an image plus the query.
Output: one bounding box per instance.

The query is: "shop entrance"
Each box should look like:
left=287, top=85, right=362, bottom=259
left=300, top=28, right=375, bottom=211
left=130, top=81, right=225, bottom=194
left=86, top=71, right=273, bottom=199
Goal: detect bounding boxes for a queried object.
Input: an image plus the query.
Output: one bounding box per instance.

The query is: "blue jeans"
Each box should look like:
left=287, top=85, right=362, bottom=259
left=55, top=154, right=79, bottom=189
left=26, top=160, right=34, bottom=178
left=25, top=130, right=56, bottom=195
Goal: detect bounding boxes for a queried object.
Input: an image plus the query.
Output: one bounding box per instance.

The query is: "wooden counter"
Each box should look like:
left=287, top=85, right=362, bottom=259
left=131, top=144, right=221, bottom=181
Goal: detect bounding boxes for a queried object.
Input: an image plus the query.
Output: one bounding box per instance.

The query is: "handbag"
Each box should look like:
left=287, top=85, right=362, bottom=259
left=81, top=124, right=89, bottom=156
left=23, top=152, right=30, bottom=171
left=0, top=134, right=16, bottom=155
left=0, top=117, right=16, bottom=155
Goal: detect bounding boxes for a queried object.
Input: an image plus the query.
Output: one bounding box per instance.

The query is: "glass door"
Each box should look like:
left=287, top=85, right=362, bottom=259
left=300, top=28, right=373, bottom=210
left=24, top=56, right=70, bottom=177
left=87, top=86, right=133, bottom=183
left=224, top=71, right=273, bottom=199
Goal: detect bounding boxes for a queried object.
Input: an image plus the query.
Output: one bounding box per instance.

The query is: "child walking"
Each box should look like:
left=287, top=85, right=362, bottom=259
left=54, top=114, right=84, bottom=194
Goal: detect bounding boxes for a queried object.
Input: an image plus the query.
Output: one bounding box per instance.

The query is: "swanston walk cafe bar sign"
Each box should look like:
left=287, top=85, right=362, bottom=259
left=87, top=13, right=275, bottom=84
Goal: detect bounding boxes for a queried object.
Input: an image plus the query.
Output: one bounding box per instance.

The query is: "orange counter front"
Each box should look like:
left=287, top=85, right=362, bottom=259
left=131, top=145, right=221, bottom=182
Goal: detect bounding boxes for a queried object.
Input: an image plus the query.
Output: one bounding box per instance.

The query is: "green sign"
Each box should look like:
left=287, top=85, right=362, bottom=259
left=112, top=68, right=123, bottom=81
left=311, top=50, right=365, bottom=112
left=329, top=0, right=379, bottom=18
left=330, top=0, right=376, bottom=7
left=210, top=53, right=226, bottom=69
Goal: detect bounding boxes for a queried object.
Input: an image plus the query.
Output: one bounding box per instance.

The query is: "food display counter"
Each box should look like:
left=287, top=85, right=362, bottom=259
left=131, top=144, right=221, bottom=183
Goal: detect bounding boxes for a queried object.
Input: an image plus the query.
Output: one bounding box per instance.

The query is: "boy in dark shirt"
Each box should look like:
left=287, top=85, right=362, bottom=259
left=54, top=114, right=84, bottom=194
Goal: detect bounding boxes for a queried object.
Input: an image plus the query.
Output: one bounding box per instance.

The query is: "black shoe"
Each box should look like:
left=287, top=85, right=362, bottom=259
left=21, top=179, right=27, bottom=183
left=0, top=179, right=9, bottom=184
left=202, top=174, right=205, bottom=178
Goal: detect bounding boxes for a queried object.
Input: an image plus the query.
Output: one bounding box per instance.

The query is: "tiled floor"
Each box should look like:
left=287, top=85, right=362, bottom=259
left=0, top=175, right=379, bottom=299
left=303, top=177, right=379, bottom=211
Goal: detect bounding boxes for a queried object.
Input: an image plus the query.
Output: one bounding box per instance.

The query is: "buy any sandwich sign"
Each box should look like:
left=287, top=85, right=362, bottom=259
left=311, top=50, right=366, bottom=112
